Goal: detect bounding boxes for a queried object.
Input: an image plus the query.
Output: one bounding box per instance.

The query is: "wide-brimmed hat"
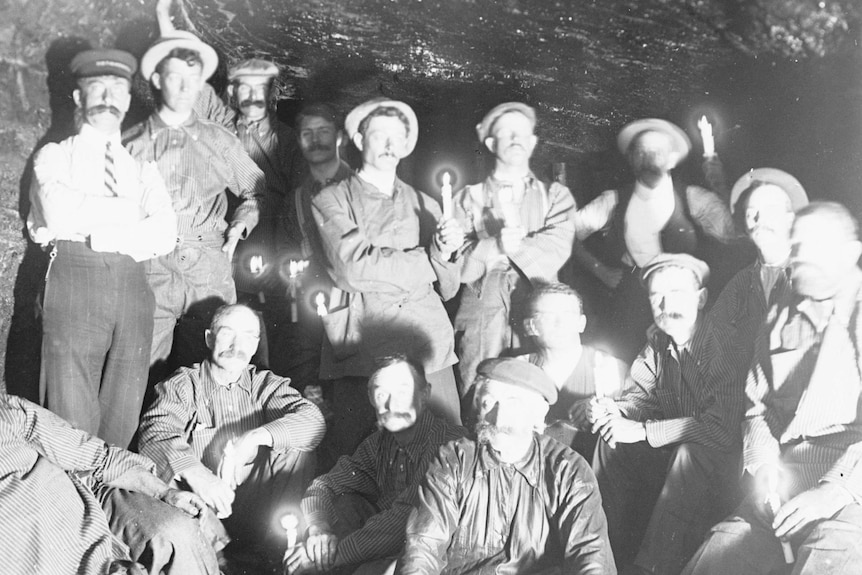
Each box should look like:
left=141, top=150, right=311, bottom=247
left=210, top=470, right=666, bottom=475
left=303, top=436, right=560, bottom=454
left=641, top=253, right=710, bottom=288
left=344, top=97, right=418, bottom=155
left=228, top=58, right=279, bottom=82
left=730, top=168, right=808, bottom=214
left=476, top=102, right=537, bottom=141
left=617, top=118, right=691, bottom=162
left=140, top=31, right=218, bottom=81
left=476, top=357, right=557, bottom=405
left=70, top=49, right=137, bottom=82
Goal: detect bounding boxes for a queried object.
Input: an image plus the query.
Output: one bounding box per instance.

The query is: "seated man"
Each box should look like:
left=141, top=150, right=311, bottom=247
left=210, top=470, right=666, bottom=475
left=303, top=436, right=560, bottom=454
left=284, top=355, right=466, bottom=575
left=684, top=202, right=862, bottom=575
left=138, top=304, right=326, bottom=562
left=0, top=393, right=218, bottom=575
left=588, top=253, right=746, bottom=575
left=519, top=282, right=628, bottom=460
left=396, top=358, right=615, bottom=575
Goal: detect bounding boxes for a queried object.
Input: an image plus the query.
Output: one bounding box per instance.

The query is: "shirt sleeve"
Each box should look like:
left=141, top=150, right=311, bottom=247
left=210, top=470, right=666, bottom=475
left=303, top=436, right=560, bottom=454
left=222, top=134, right=265, bottom=235
left=311, top=183, right=437, bottom=294
left=508, top=181, right=576, bottom=281
left=89, top=160, right=178, bottom=261
left=615, top=341, right=663, bottom=422
left=194, top=82, right=237, bottom=130
left=395, top=446, right=459, bottom=575
left=686, top=185, right=735, bottom=243
left=137, top=371, right=210, bottom=483
left=742, top=325, right=784, bottom=476
left=259, top=373, right=326, bottom=452
left=573, top=189, right=617, bottom=241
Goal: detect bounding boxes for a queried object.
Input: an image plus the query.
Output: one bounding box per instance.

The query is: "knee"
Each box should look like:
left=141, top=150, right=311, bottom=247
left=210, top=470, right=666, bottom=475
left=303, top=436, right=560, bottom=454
left=153, top=506, right=202, bottom=545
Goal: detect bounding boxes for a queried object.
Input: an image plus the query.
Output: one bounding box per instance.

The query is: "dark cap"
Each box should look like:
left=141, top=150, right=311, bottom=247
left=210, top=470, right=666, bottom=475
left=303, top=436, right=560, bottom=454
left=70, top=49, right=137, bottom=81
left=476, top=357, right=557, bottom=405
left=641, top=253, right=710, bottom=288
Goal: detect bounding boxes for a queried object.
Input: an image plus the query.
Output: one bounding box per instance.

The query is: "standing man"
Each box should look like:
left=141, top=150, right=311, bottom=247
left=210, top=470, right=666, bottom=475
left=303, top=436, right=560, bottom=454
left=311, top=97, right=464, bottom=460
left=452, top=102, right=576, bottom=391
left=589, top=254, right=745, bottom=575
left=138, top=304, right=326, bottom=562
left=396, top=358, right=616, bottom=575
left=709, top=168, right=808, bottom=365
left=28, top=49, right=177, bottom=447
left=284, top=355, right=465, bottom=574
left=124, top=32, right=266, bottom=381
left=685, top=202, right=862, bottom=575
left=574, top=119, right=735, bottom=362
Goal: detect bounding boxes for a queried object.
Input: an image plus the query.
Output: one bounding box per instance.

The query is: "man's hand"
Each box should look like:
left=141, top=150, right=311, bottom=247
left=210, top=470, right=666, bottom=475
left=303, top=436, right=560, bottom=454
left=179, top=466, right=234, bottom=519
left=222, top=222, right=246, bottom=261
left=283, top=545, right=317, bottom=575
left=304, top=524, right=339, bottom=572
left=593, top=414, right=646, bottom=448
left=434, top=218, right=465, bottom=258
left=586, top=396, right=622, bottom=424
left=160, top=487, right=207, bottom=517
left=218, top=428, right=272, bottom=490
left=773, top=483, right=854, bottom=540
left=499, top=226, right=526, bottom=256
left=567, top=398, right=593, bottom=431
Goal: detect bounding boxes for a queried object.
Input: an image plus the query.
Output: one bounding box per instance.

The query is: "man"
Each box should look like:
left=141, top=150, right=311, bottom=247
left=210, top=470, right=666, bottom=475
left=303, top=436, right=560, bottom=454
left=272, top=103, right=352, bottom=389
left=396, top=357, right=616, bottom=574
left=124, top=31, right=266, bottom=382
left=574, top=119, right=735, bottom=362
left=311, top=97, right=464, bottom=461
left=519, top=282, right=628, bottom=460
left=453, top=102, right=576, bottom=390
left=28, top=48, right=177, bottom=447
left=0, top=393, right=219, bottom=574
left=137, top=304, right=326, bottom=562
left=284, top=355, right=465, bottom=574
left=684, top=202, right=862, bottom=575
left=709, top=168, right=808, bottom=365
left=589, top=253, right=745, bottom=575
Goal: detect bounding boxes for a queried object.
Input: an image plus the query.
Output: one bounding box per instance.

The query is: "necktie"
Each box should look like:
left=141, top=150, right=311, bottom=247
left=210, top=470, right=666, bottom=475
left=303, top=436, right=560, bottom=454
left=105, top=141, right=117, bottom=196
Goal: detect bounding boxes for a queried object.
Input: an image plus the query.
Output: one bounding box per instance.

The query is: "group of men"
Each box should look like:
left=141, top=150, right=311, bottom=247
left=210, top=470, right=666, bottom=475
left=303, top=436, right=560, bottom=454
left=3, top=1, right=862, bottom=574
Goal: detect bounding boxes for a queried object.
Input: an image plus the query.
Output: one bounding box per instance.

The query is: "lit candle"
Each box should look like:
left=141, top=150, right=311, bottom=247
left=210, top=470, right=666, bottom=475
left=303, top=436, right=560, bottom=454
left=765, top=466, right=795, bottom=564
left=281, top=513, right=300, bottom=551
left=697, top=115, right=715, bottom=158
left=315, top=292, right=328, bottom=317
left=593, top=350, right=620, bottom=399
left=441, top=172, right=453, bottom=219
left=249, top=255, right=264, bottom=275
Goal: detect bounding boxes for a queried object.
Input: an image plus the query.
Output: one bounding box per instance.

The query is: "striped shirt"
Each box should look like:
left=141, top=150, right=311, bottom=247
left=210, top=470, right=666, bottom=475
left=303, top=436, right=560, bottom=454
left=301, top=410, right=465, bottom=567
left=453, top=174, right=576, bottom=285
left=616, top=316, right=746, bottom=451
left=744, top=267, right=862, bottom=497
left=0, top=394, right=155, bottom=574
left=138, top=362, right=326, bottom=482
left=123, top=111, right=265, bottom=241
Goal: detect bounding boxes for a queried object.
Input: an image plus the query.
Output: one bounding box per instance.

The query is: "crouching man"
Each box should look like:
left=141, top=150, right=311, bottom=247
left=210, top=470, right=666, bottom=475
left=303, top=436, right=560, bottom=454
left=396, top=358, right=615, bottom=575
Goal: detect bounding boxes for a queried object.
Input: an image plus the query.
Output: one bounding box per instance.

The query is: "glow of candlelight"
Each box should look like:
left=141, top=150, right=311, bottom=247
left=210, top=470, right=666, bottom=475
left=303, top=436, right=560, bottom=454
left=593, top=350, right=620, bottom=399
left=697, top=115, right=715, bottom=158
left=249, top=255, right=264, bottom=275
left=315, top=292, right=328, bottom=317
left=441, top=172, right=453, bottom=219
left=288, top=259, right=309, bottom=279
left=765, top=467, right=795, bottom=564
left=281, top=513, right=299, bottom=550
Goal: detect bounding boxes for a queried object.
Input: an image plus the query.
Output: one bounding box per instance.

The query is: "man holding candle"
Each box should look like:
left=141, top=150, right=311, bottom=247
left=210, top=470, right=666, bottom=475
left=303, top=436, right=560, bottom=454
left=310, top=97, right=465, bottom=463
left=684, top=202, right=862, bottom=575
left=452, top=102, right=577, bottom=392
left=588, top=253, right=746, bottom=575
left=572, top=118, right=735, bottom=363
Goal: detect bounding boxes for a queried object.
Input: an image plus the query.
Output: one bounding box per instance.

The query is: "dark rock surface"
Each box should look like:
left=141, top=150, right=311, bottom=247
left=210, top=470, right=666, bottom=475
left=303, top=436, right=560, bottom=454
left=1, top=0, right=861, bottom=392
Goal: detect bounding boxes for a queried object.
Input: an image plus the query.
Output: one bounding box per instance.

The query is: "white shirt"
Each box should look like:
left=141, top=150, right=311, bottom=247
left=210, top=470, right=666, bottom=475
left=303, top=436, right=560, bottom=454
left=28, top=123, right=177, bottom=262
left=624, top=176, right=675, bottom=268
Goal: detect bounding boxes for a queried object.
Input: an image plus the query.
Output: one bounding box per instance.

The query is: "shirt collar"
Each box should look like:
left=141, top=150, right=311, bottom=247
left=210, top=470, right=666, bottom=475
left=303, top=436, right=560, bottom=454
left=149, top=109, right=201, bottom=140
left=633, top=174, right=674, bottom=199
left=201, top=360, right=254, bottom=396
left=237, top=113, right=272, bottom=135
left=390, top=409, right=437, bottom=463
left=488, top=171, right=538, bottom=190
left=79, top=123, right=122, bottom=147
left=476, top=433, right=542, bottom=488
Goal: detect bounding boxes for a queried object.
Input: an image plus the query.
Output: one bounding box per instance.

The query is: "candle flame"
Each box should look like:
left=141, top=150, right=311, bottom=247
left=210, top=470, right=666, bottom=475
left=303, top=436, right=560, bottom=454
left=249, top=255, right=264, bottom=275
left=281, top=513, right=299, bottom=531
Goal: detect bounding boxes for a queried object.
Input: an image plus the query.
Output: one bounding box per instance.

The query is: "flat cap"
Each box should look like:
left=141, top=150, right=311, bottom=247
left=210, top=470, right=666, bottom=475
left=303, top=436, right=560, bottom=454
left=140, top=31, right=218, bottom=82
left=228, top=58, right=279, bottom=82
left=617, top=118, right=691, bottom=162
left=476, top=102, right=536, bottom=141
left=641, top=253, right=710, bottom=287
left=730, top=168, right=808, bottom=214
left=477, top=357, right=557, bottom=405
left=70, top=49, right=137, bottom=81
left=344, top=97, right=418, bottom=156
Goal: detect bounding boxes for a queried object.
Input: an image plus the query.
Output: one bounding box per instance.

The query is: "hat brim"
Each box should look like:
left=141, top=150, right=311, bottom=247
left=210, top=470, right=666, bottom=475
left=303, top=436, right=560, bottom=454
left=140, top=37, right=218, bottom=82
left=617, top=118, right=691, bottom=163
left=476, top=102, right=537, bottom=141
left=730, top=168, right=808, bottom=214
left=344, top=98, right=418, bottom=156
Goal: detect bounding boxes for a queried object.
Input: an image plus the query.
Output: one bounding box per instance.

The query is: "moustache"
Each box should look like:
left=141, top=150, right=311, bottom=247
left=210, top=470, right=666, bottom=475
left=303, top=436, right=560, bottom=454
left=86, top=104, right=122, bottom=118
left=379, top=151, right=399, bottom=159
left=239, top=99, right=266, bottom=109
left=377, top=411, right=412, bottom=425
left=657, top=312, right=685, bottom=322
left=475, top=421, right=521, bottom=440
left=218, top=348, right=249, bottom=362
left=307, top=143, right=332, bottom=153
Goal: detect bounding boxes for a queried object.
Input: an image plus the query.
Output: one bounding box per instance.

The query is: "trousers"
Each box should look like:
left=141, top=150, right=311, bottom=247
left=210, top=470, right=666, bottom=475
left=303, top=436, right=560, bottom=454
left=41, top=241, right=154, bottom=448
